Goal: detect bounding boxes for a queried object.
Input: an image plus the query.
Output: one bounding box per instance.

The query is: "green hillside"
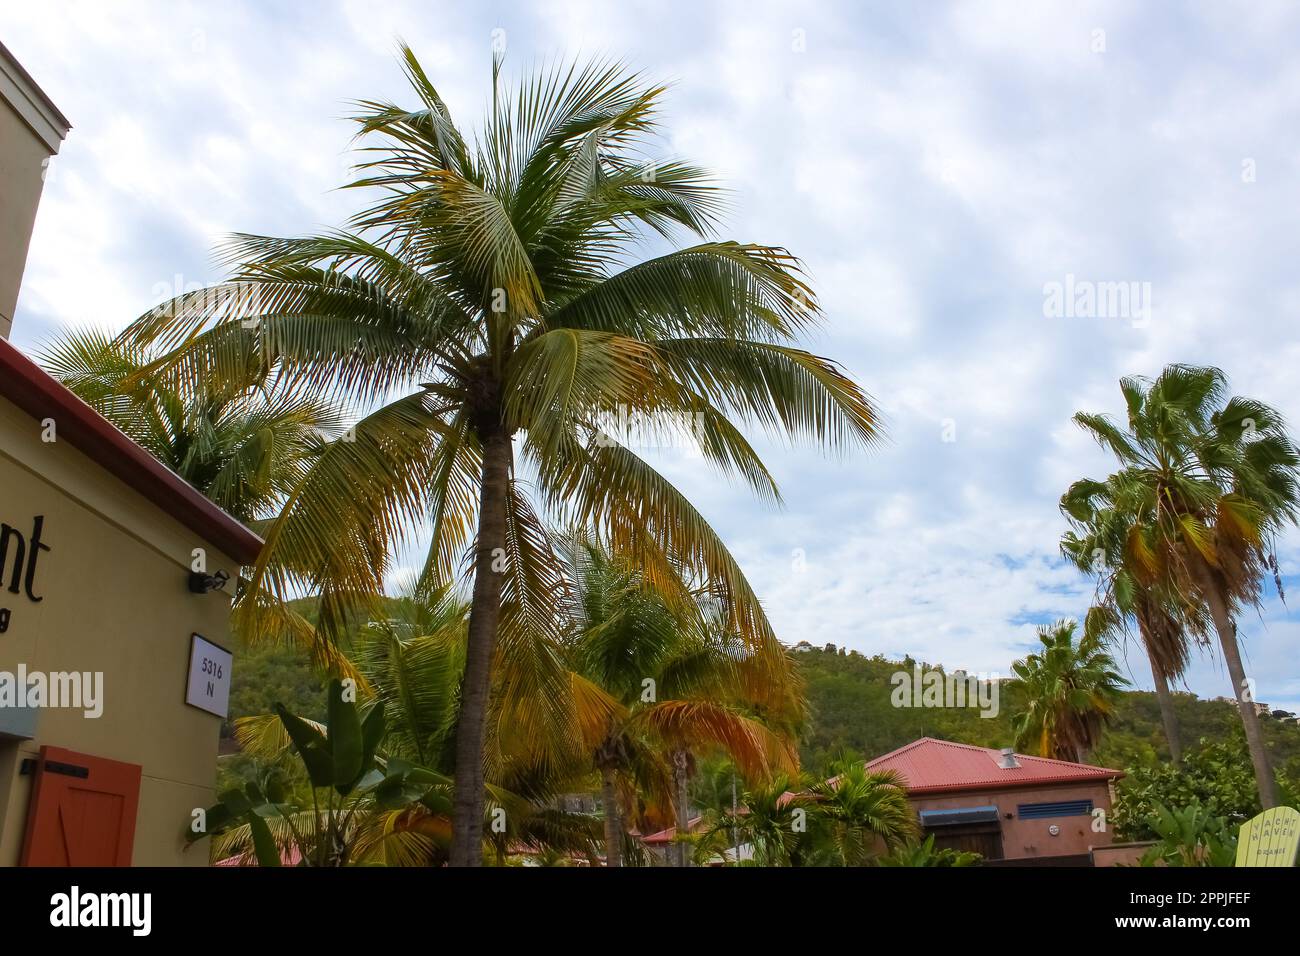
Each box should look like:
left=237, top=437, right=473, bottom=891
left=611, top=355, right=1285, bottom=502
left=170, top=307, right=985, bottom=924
left=793, top=644, right=1300, bottom=779
left=223, top=627, right=1300, bottom=804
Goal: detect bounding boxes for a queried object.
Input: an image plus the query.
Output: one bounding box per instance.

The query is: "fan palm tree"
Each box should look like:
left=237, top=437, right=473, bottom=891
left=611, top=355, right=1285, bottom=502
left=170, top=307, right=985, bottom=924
left=1071, top=364, right=1300, bottom=807
left=38, top=327, right=339, bottom=525
left=118, top=47, right=879, bottom=864
left=1060, top=478, right=1211, bottom=765
left=1009, top=619, right=1127, bottom=762
left=560, top=533, right=803, bottom=867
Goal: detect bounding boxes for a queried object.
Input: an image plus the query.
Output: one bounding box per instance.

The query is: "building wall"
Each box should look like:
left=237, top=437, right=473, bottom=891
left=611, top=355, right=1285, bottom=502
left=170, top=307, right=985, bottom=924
left=912, top=780, right=1116, bottom=861
left=0, top=98, right=51, bottom=340
left=0, top=396, right=237, bottom=865
left=1092, top=841, right=1157, bottom=866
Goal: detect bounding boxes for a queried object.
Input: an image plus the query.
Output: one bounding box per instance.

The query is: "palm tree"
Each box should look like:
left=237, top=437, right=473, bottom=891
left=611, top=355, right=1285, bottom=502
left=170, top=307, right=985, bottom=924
left=1009, top=619, right=1127, bottom=762
left=809, top=762, right=917, bottom=865
left=706, top=762, right=915, bottom=866
left=560, top=534, right=803, bottom=867
left=706, top=773, right=815, bottom=866
left=38, top=327, right=338, bottom=524
left=1060, top=478, right=1211, bottom=765
left=229, top=581, right=605, bottom=865
left=1071, top=365, right=1300, bottom=807
left=119, top=48, right=879, bottom=864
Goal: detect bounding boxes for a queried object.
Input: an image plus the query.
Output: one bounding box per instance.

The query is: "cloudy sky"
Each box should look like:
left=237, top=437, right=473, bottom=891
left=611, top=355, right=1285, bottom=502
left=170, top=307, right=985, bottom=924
left=5, top=1, right=1300, bottom=709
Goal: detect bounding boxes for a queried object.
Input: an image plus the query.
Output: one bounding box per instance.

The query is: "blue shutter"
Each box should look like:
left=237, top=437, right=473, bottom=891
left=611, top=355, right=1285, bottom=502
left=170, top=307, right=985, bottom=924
left=1016, top=799, right=1093, bottom=819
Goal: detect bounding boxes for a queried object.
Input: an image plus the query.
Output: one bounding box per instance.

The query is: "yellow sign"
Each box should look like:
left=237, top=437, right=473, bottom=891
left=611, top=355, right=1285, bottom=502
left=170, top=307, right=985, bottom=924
left=1236, top=806, right=1300, bottom=867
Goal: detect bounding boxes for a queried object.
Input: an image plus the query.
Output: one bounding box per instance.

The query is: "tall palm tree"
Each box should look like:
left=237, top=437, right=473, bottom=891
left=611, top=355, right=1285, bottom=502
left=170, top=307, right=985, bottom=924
left=1072, top=365, right=1300, bottom=807
left=1060, top=478, right=1211, bottom=765
left=119, top=48, right=879, bottom=864
left=38, top=328, right=339, bottom=525
left=231, top=581, right=605, bottom=865
left=1009, top=619, right=1127, bottom=762
left=560, top=534, right=803, bottom=867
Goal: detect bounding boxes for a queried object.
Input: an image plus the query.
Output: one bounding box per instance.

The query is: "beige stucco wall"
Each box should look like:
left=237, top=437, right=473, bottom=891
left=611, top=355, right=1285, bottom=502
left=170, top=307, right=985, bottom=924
left=0, top=396, right=237, bottom=865
left=0, top=98, right=52, bottom=340
left=913, top=780, right=1116, bottom=860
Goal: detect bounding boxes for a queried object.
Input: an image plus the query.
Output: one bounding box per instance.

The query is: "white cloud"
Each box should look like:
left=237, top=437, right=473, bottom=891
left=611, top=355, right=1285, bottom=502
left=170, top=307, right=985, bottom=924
left=5, top=0, right=1300, bottom=713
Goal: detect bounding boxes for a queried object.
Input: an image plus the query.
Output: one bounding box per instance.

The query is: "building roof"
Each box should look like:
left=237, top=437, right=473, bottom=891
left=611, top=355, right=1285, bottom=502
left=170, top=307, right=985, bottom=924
left=0, top=336, right=263, bottom=565
left=863, top=737, right=1122, bottom=795
left=640, top=816, right=703, bottom=846
left=0, top=39, right=71, bottom=152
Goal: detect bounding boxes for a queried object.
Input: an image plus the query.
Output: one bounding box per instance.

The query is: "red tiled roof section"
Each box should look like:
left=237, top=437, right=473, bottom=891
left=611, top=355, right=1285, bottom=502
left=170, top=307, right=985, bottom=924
left=864, top=737, right=1123, bottom=794
left=0, top=337, right=263, bottom=565
left=641, top=816, right=703, bottom=845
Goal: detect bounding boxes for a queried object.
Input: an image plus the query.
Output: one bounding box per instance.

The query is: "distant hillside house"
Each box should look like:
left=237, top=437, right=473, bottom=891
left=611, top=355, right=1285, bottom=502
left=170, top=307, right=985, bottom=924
left=866, top=737, right=1123, bottom=865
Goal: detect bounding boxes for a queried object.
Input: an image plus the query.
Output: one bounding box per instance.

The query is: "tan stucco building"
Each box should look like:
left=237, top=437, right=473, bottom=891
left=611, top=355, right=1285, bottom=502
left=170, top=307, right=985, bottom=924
left=0, top=41, right=260, bottom=866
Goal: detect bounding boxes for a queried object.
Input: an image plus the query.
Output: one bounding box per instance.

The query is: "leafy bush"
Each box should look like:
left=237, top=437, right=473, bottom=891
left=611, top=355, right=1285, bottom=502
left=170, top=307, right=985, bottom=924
left=876, top=834, right=981, bottom=867
left=1138, top=800, right=1237, bottom=867
left=1111, top=737, right=1292, bottom=840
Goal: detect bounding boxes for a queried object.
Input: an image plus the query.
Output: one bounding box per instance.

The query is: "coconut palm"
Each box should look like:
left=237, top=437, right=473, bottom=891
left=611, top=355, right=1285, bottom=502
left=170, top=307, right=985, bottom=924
left=1009, top=619, right=1128, bottom=762
left=38, top=327, right=339, bottom=525
left=560, top=534, right=803, bottom=867
left=229, top=581, right=605, bottom=865
left=1071, top=365, right=1300, bottom=806
left=39, top=328, right=360, bottom=678
left=118, top=47, right=879, bottom=864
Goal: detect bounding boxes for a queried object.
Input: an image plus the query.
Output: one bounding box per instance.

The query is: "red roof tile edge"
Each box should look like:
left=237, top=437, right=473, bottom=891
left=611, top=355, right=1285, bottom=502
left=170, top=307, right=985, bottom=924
left=864, top=737, right=1124, bottom=795
left=0, top=336, right=263, bottom=565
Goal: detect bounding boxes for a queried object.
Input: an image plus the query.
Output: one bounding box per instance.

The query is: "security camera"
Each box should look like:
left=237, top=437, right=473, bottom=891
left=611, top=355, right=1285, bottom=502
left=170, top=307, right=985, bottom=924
left=188, top=569, right=230, bottom=594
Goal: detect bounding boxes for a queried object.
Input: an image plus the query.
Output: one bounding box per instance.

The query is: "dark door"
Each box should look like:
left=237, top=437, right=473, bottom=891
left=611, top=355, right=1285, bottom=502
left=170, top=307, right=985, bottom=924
left=930, top=825, right=1003, bottom=860
left=19, top=745, right=141, bottom=866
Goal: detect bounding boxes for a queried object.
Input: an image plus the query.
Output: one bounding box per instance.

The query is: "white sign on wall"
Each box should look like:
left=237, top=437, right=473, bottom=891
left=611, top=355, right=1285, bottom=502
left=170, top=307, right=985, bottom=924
left=185, top=633, right=232, bottom=718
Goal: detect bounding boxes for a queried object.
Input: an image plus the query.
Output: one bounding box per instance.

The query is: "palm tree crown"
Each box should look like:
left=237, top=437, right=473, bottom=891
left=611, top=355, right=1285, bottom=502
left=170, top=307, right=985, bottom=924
left=1010, top=618, right=1127, bottom=762
left=40, top=328, right=339, bottom=525
left=119, top=47, right=880, bottom=864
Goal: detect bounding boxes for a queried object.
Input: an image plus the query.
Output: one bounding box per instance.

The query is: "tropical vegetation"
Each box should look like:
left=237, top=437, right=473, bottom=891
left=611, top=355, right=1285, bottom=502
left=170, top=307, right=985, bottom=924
left=1007, top=617, right=1128, bottom=762
left=35, top=42, right=1300, bottom=871
left=1063, top=364, right=1300, bottom=808
left=111, top=45, right=880, bottom=866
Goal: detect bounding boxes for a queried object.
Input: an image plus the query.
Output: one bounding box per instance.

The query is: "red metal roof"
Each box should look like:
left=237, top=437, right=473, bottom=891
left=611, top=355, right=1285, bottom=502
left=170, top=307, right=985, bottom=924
left=862, top=737, right=1122, bottom=795
left=0, top=337, right=263, bottom=565
left=640, top=816, right=703, bottom=845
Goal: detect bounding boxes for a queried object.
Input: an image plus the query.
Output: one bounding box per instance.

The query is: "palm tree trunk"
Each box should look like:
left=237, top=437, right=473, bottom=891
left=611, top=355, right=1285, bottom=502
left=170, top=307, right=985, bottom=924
left=672, top=748, right=691, bottom=868
left=1150, top=660, right=1183, bottom=764
left=449, top=429, right=513, bottom=867
left=1197, top=564, right=1278, bottom=809
left=601, top=767, right=622, bottom=868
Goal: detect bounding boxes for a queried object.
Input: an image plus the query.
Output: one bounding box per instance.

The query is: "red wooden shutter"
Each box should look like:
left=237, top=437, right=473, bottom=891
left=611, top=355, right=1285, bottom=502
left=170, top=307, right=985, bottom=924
left=19, top=745, right=142, bottom=866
